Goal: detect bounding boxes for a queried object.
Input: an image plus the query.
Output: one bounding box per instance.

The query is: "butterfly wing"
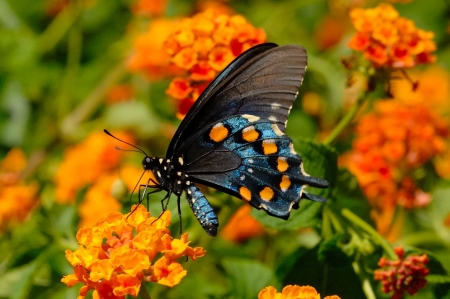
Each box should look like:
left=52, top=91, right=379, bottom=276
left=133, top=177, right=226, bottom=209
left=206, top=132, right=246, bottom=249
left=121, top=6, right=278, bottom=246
left=166, top=43, right=328, bottom=234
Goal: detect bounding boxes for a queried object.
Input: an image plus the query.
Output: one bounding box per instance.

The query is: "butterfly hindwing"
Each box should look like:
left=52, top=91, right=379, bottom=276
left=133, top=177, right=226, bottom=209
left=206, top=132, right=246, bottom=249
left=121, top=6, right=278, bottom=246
left=183, top=115, right=328, bottom=219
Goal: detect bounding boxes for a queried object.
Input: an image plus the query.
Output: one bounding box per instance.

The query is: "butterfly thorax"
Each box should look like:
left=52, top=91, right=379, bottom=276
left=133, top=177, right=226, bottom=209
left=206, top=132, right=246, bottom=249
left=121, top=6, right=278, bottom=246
left=142, top=156, right=190, bottom=195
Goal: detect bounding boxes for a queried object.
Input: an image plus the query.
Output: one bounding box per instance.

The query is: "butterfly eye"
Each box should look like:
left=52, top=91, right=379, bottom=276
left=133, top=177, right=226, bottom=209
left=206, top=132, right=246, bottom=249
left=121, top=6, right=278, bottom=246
left=142, top=157, right=153, bottom=170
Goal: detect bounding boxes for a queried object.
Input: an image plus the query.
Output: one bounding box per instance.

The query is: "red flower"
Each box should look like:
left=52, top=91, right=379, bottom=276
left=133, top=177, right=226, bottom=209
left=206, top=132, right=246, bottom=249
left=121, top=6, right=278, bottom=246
left=374, top=247, right=429, bottom=299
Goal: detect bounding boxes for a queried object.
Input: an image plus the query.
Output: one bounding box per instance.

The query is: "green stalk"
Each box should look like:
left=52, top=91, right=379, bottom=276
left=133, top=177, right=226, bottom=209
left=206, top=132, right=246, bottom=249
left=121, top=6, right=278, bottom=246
left=352, top=262, right=377, bottom=299
left=60, top=60, right=126, bottom=137
left=322, top=94, right=365, bottom=145
left=341, top=208, right=397, bottom=260
left=38, top=3, right=82, bottom=53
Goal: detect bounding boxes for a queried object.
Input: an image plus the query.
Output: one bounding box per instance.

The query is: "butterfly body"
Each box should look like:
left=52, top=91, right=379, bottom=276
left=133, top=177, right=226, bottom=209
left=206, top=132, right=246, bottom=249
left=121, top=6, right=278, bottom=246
left=130, top=43, right=329, bottom=237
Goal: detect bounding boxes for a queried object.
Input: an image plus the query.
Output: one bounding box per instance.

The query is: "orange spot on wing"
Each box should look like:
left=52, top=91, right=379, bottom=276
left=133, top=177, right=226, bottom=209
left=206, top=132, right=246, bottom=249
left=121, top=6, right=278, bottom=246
left=242, top=126, right=259, bottom=142
left=277, top=157, right=289, bottom=172
left=209, top=123, right=228, bottom=142
left=260, top=186, right=274, bottom=201
left=239, top=186, right=252, bottom=201
left=262, top=140, right=278, bottom=155
left=280, top=175, right=291, bottom=192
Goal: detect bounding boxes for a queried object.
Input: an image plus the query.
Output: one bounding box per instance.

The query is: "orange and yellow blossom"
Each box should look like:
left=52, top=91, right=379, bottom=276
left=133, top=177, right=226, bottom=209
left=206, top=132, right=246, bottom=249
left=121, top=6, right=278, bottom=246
left=54, top=131, right=133, bottom=204
left=258, top=285, right=341, bottom=299
left=128, top=18, right=184, bottom=81
left=78, top=165, right=155, bottom=228
left=131, top=0, right=168, bottom=17
left=163, top=9, right=266, bottom=119
left=348, top=3, right=436, bottom=68
left=340, top=100, right=449, bottom=235
left=0, top=148, right=39, bottom=232
left=220, top=205, right=264, bottom=242
left=62, top=205, right=206, bottom=298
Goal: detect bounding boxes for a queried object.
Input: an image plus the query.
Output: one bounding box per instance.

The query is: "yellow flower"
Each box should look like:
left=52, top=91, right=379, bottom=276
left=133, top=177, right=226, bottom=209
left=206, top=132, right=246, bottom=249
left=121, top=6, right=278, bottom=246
left=258, top=285, right=341, bottom=299
left=62, top=205, right=205, bottom=298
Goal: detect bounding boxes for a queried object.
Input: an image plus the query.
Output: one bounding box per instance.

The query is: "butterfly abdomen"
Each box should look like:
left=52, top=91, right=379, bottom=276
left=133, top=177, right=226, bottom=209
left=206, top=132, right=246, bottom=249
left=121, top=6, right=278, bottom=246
left=185, top=184, right=219, bottom=236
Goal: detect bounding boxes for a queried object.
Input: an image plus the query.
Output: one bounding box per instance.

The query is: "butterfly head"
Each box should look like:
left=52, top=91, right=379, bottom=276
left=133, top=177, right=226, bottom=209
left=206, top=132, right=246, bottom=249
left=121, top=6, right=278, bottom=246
left=142, top=156, right=157, bottom=172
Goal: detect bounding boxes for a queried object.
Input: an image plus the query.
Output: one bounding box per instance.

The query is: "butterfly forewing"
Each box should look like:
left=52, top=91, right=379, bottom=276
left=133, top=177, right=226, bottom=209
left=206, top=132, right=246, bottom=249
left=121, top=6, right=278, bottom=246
left=167, top=44, right=306, bottom=158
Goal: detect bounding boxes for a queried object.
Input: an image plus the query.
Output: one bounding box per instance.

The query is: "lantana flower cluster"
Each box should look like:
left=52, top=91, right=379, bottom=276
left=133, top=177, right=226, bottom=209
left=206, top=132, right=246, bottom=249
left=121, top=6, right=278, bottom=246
left=348, top=3, right=436, bottom=68
left=164, top=9, right=266, bottom=118
left=128, top=18, right=185, bottom=81
left=340, top=100, right=449, bottom=233
left=374, top=247, right=429, bottom=299
left=258, top=285, right=341, bottom=299
left=54, top=131, right=132, bottom=204
left=0, top=148, right=39, bottom=232
left=62, top=205, right=206, bottom=298
left=54, top=131, right=155, bottom=227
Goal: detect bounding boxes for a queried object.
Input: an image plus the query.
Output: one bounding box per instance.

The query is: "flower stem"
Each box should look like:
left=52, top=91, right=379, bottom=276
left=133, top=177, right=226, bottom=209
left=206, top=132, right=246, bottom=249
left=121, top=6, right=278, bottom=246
left=352, top=262, right=377, bottom=299
left=60, top=60, right=126, bottom=137
left=322, top=94, right=365, bottom=145
left=341, top=208, right=397, bottom=260
left=139, top=285, right=152, bottom=299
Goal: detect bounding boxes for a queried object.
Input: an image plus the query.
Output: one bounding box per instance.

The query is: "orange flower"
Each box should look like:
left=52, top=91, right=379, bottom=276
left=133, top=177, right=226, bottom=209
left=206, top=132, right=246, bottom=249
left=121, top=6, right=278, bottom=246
left=258, top=285, right=341, bottom=299
left=163, top=9, right=266, bottom=118
left=78, top=173, right=123, bottom=228
left=314, top=15, right=346, bottom=50
left=128, top=18, right=184, bottom=81
left=340, top=100, right=449, bottom=235
left=132, top=0, right=168, bottom=17
left=54, top=131, right=133, bottom=204
left=221, top=205, right=264, bottom=242
left=106, top=84, right=134, bottom=104
left=62, top=205, right=205, bottom=298
left=348, top=3, right=436, bottom=67
left=0, top=148, right=39, bottom=232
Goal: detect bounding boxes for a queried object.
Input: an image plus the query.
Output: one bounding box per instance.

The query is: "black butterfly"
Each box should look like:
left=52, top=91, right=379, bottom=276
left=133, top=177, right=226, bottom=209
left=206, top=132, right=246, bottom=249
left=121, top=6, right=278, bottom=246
left=107, top=43, right=328, bottom=236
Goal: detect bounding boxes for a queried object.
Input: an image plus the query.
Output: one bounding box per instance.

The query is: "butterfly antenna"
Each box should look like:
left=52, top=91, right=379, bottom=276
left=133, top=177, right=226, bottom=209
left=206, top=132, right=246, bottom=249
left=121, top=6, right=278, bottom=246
left=103, top=129, right=149, bottom=156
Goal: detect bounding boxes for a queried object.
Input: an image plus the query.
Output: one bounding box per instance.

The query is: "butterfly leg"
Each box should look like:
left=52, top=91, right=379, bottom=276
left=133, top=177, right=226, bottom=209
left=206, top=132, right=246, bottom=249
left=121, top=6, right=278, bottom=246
left=176, top=195, right=183, bottom=236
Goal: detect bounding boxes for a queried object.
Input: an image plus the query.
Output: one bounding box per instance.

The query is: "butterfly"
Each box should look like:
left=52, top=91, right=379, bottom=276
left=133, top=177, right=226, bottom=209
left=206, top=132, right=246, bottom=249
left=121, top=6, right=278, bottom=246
left=106, top=43, right=329, bottom=237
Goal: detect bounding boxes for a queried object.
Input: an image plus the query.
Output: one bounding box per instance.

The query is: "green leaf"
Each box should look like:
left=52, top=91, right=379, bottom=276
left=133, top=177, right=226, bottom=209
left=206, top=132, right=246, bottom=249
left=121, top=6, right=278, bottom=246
left=282, top=246, right=366, bottom=299
left=332, top=168, right=374, bottom=227
left=222, top=258, right=278, bottom=299
left=251, top=199, right=322, bottom=231
left=104, top=101, right=161, bottom=137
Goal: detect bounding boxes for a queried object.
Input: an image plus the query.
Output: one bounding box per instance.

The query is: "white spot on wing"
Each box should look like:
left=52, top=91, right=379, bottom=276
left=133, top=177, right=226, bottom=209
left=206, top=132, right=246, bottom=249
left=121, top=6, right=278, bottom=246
left=269, top=116, right=277, bottom=122
left=242, top=114, right=260, bottom=123
left=248, top=168, right=254, bottom=173
left=271, top=123, right=284, bottom=136
left=158, top=158, right=162, bottom=163
left=289, top=143, right=297, bottom=155
left=300, top=162, right=310, bottom=176
left=271, top=102, right=281, bottom=110
left=243, top=126, right=255, bottom=133
left=178, top=157, right=184, bottom=165
left=240, top=175, right=245, bottom=181
left=248, top=158, right=254, bottom=164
